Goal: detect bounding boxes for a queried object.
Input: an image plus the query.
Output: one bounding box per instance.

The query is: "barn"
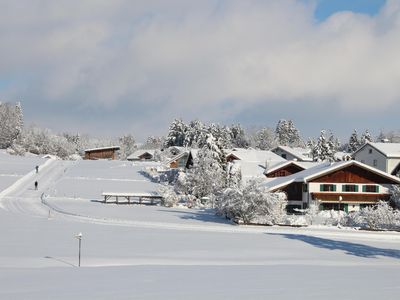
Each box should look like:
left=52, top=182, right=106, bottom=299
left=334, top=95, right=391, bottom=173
left=84, top=146, right=120, bottom=160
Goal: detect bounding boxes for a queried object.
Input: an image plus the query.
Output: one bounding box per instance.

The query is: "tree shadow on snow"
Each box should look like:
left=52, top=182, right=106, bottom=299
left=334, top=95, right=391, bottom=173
left=157, top=208, right=234, bottom=225
left=269, top=233, right=400, bottom=259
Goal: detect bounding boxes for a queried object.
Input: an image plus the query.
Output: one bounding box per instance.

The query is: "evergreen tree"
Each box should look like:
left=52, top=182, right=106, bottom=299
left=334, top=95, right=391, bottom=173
left=348, top=129, right=361, bottom=153
left=185, top=134, right=227, bottom=202
left=164, top=118, right=187, bottom=147
left=230, top=123, right=249, bottom=148
left=254, top=127, right=277, bottom=150
left=310, top=130, right=335, bottom=162
left=275, top=119, right=302, bottom=147
left=360, top=130, right=373, bottom=145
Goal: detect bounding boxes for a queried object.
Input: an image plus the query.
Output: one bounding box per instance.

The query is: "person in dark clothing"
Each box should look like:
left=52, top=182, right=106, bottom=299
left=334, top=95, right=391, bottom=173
left=35, top=166, right=39, bottom=173
left=34, top=181, right=38, bottom=190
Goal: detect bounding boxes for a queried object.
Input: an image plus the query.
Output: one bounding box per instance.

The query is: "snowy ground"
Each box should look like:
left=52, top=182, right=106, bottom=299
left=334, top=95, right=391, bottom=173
left=1, top=155, right=400, bottom=299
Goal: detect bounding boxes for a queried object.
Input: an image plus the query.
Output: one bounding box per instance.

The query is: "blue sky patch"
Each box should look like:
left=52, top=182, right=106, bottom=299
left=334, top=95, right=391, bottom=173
left=313, top=0, right=386, bottom=21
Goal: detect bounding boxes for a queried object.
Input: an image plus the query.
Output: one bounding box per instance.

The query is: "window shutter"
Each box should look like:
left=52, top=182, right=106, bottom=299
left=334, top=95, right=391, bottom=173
left=362, top=185, right=366, bottom=192
left=320, top=185, right=323, bottom=192
left=333, top=185, right=336, bottom=192
left=355, top=185, right=359, bottom=192
left=377, top=185, right=380, bottom=193
left=342, top=185, right=345, bottom=192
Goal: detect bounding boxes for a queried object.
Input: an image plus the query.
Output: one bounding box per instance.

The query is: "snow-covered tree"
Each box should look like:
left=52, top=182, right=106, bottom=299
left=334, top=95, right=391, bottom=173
left=230, top=123, right=249, bottom=148
left=144, top=136, right=163, bottom=149
left=360, top=130, right=373, bottom=145
left=226, top=162, right=242, bottom=188
left=253, top=127, right=277, bottom=150
left=185, top=134, right=227, bottom=202
left=217, top=179, right=287, bottom=224
left=275, top=119, right=302, bottom=147
left=348, top=130, right=361, bottom=153
left=184, top=119, right=206, bottom=147
left=119, top=134, right=136, bottom=160
left=164, top=118, right=187, bottom=147
left=0, top=102, right=24, bottom=148
left=309, top=130, right=335, bottom=162
left=207, top=123, right=232, bottom=149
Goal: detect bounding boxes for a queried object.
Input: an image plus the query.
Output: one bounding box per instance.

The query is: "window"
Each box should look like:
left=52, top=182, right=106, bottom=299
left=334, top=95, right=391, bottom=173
left=373, top=159, right=377, bottom=167
left=363, top=185, right=379, bottom=193
left=320, top=184, right=336, bottom=192
left=278, top=170, right=286, bottom=177
left=342, top=185, right=358, bottom=192
left=369, top=149, right=373, bottom=154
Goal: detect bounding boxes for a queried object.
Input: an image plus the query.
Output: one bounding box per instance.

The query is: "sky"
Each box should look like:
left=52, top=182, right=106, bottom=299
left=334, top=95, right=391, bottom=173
left=0, top=0, right=398, bottom=142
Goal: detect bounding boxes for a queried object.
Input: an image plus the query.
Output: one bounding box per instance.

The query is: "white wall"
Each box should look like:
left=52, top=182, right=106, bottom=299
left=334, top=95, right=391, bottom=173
left=353, top=145, right=387, bottom=172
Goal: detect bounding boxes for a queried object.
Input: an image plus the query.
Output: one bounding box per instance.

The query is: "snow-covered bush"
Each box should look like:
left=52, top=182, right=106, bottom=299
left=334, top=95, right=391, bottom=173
left=345, top=201, right=400, bottom=230
left=159, top=185, right=180, bottom=207
left=217, top=179, right=287, bottom=225
left=390, top=185, right=400, bottom=209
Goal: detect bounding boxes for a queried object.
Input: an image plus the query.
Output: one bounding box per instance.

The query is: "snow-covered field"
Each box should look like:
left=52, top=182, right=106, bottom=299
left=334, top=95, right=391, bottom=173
left=1, top=154, right=400, bottom=299
left=0, top=150, right=46, bottom=191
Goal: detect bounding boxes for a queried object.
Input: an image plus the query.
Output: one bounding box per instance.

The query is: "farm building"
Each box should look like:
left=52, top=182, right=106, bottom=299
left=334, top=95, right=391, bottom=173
left=84, top=146, right=120, bottom=160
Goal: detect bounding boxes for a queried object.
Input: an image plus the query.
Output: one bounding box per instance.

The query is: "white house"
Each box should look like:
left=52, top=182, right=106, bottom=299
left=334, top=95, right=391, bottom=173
left=271, top=146, right=313, bottom=162
left=352, top=142, right=400, bottom=175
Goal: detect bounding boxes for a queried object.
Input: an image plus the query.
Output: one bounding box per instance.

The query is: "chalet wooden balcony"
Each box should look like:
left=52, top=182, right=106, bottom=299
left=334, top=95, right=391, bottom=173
left=311, top=192, right=389, bottom=204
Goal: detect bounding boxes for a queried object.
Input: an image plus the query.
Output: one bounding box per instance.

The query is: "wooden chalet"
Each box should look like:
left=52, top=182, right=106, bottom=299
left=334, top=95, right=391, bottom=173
left=167, top=149, right=198, bottom=170
left=264, top=161, right=319, bottom=178
left=264, top=160, right=400, bottom=213
left=127, top=150, right=155, bottom=161
left=84, top=146, right=120, bottom=160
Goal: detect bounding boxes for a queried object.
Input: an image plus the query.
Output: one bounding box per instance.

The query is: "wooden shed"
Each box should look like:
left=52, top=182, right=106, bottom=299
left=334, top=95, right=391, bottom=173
left=84, top=146, right=120, bottom=160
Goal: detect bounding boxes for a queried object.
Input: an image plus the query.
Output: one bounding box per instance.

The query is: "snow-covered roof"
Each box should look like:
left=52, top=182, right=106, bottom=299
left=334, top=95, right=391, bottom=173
left=127, top=149, right=155, bottom=160
left=354, top=142, right=400, bottom=158
left=334, top=151, right=352, bottom=161
left=264, top=160, right=320, bottom=175
left=272, top=146, right=312, bottom=161
left=263, top=160, right=400, bottom=192
left=226, top=149, right=286, bottom=164
left=84, top=146, right=120, bottom=152
left=232, top=160, right=268, bottom=182
left=165, top=148, right=199, bottom=165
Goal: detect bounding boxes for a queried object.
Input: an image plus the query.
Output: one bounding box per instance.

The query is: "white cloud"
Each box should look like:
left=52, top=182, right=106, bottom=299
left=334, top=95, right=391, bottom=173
left=1, top=0, right=400, bottom=135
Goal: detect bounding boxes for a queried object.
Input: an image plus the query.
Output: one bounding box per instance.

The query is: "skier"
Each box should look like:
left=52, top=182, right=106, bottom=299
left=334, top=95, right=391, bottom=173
left=35, top=165, right=39, bottom=173
left=34, top=181, right=38, bottom=190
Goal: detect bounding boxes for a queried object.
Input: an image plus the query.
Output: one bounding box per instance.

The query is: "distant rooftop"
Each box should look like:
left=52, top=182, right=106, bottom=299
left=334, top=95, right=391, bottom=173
left=84, top=146, right=120, bottom=152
